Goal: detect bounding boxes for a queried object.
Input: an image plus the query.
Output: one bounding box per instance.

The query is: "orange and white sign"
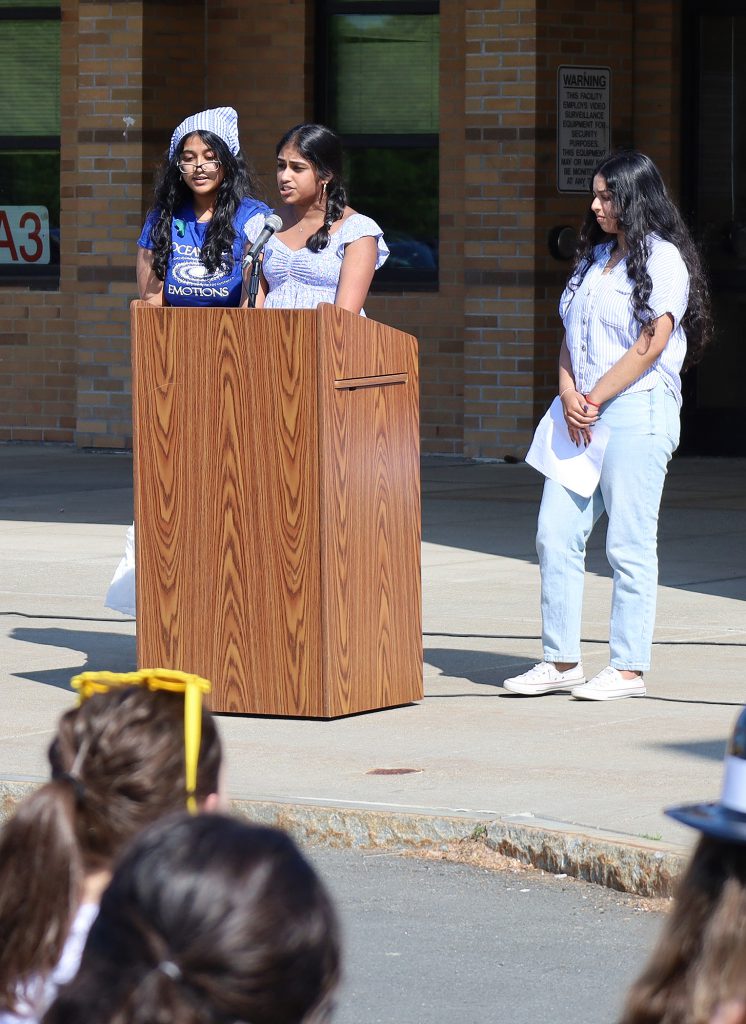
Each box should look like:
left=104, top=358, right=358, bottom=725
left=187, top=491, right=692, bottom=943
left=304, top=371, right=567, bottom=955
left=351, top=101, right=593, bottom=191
left=0, top=206, right=51, bottom=264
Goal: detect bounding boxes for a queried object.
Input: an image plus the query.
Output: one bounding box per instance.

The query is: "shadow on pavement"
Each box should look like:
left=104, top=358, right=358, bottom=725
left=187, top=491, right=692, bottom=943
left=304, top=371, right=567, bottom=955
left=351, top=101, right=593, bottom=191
left=0, top=447, right=743, bottom=605
left=423, top=645, right=531, bottom=688
left=421, top=456, right=746, bottom=605
left=9, top=626, right=137, bottom=689
left=654, top=738, right=729, bottom=761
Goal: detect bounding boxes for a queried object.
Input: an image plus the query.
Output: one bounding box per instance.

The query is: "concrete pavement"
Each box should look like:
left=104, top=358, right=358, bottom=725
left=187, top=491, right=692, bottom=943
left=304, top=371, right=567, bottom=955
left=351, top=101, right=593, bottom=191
left=1, top=444, right=744, bottom=894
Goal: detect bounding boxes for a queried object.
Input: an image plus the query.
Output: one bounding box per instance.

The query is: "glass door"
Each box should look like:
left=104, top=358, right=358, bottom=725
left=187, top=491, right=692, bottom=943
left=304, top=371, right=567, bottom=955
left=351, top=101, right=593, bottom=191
left=681, top=3, right=746, bottom=455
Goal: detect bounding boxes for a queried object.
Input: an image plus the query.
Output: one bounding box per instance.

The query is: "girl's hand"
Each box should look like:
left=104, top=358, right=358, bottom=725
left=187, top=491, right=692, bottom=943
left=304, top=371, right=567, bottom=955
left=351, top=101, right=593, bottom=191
left=136, top=247, right=164, bottom=305
left=560, top=389, right=598, bottom=447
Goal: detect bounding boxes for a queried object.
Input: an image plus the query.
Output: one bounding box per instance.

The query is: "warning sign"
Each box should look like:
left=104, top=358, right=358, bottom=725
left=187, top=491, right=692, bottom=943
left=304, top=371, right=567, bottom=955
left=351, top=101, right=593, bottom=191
left=557, top=66, right=611, bottom=194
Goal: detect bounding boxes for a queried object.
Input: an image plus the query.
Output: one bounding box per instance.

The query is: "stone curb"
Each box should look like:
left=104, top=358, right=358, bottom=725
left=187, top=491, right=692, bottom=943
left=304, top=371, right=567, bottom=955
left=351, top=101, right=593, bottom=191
left=233, top=800, right=687, bottom=898
left=0, top=780, right=687, bottom=897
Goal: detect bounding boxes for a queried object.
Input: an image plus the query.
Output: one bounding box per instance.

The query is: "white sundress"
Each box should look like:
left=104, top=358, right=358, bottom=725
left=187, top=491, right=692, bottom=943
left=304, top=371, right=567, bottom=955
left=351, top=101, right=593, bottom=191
left=246, top=211, right=389, bottom=312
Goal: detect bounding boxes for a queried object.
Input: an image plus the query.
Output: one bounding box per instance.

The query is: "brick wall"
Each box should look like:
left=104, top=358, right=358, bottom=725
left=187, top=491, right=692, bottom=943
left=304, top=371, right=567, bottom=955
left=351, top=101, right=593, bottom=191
left=0, top=0, right=683, bottom=455
left=460, top=1, right=539, bottom=459
left=531, top=0, right=680, bottom=423
left=204, top=0, right=310, bottom=205
left=456, top=0, right=681, bottom=455
left=72, top=0, right=145, bottom=448
left=532, top=0, right=634, bottom=419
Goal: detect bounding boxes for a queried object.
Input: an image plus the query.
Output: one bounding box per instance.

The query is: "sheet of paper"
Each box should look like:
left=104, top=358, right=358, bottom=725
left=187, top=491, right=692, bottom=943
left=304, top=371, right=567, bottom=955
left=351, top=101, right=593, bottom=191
left=525, top=396, right=610, bottom=498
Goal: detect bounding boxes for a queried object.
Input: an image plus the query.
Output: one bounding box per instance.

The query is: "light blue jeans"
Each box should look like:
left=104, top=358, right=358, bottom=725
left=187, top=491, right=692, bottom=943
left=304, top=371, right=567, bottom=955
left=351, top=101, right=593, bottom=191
left=536, top=379, right=680, bottom=672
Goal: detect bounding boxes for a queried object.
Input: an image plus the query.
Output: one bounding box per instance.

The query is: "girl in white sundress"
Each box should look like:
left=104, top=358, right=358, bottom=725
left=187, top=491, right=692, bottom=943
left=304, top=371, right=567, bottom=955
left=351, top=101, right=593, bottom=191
left=248, top=122, right=388, bottom=314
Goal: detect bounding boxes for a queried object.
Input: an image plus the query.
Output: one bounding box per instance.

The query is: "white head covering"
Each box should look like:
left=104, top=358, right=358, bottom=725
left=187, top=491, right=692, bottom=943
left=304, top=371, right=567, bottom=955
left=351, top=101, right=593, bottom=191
left=169, top=106, right=240, bottom=158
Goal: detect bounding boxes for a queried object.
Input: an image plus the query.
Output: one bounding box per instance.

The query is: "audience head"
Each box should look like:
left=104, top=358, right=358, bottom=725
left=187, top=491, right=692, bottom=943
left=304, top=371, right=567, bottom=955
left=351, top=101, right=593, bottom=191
left=620, top=707, right=746, bottom=1024
left=45, top=814, right=341, bottom=1024
left=0, top=669, right=222, bottom=1012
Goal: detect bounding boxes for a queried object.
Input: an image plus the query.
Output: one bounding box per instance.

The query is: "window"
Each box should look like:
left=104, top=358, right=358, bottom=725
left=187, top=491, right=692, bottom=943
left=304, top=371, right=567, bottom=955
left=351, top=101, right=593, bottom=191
left=316, top=0, right=440, bottom=290
left=0, top=1, right=61, bottom=288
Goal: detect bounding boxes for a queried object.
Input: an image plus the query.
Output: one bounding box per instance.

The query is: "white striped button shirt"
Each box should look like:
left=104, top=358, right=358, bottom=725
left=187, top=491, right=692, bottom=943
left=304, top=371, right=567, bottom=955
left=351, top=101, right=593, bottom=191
left=559, top=234, right=690, bottom=407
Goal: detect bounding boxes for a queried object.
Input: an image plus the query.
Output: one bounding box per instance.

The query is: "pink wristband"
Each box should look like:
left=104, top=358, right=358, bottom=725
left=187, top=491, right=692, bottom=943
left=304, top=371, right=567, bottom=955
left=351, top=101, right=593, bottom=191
left=584, top=396, right=601, bottom=408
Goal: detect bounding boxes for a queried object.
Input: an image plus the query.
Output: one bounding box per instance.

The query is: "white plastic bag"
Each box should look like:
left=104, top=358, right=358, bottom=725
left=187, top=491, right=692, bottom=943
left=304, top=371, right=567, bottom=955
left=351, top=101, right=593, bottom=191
left=104, top=522, right=136, bottom=616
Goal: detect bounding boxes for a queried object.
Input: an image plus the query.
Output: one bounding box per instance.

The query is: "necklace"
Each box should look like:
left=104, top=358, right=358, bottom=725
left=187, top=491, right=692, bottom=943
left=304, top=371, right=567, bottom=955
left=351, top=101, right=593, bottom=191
left=604, top=244, right=627, bottom=272
left=288, top=204, right=326, bottom=233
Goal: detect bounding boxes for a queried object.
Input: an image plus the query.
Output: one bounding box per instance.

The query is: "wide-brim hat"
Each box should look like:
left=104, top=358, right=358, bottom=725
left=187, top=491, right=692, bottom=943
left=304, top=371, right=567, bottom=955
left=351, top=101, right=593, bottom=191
left=665, top=707, right=746, bottom=844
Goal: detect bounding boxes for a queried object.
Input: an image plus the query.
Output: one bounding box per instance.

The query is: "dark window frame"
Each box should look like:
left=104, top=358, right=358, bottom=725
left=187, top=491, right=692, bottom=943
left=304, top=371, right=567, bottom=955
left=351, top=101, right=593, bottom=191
left=0, top=3, right=61, bottom=289
left=315, top=0, right=440, bottom=292
left=678, top=0, right=746, bottom=455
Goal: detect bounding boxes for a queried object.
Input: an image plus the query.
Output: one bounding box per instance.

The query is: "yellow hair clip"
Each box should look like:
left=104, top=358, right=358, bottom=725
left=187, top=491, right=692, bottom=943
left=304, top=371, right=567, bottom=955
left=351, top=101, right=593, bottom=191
left=70, top=669, right=212, bottom=814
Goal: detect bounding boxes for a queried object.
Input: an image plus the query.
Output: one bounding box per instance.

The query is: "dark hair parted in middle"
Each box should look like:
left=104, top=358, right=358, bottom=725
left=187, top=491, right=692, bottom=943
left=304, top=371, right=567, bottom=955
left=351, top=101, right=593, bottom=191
left=276, top=123, right=348, bottom=253
left=148, top=129, right=264, bottom=280
left=571, top=150, right=712, bottom=369
left=45, top=814, right=341, bottom=1024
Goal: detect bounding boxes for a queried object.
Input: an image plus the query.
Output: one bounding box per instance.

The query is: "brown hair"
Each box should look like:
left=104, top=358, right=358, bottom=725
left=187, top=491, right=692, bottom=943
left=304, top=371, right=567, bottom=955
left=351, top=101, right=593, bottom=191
left=620, top=836, right=746, bottom=1024
left=44, top=814, right=340, bottom=1024
left=0, top=687, right=222, bottom=1013
left=690, top=876, right=746, bottom=1024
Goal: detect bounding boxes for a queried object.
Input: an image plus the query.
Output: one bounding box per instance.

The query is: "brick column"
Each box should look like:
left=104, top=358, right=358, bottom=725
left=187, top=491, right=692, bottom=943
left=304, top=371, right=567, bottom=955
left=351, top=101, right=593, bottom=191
left=72, top=0, right=145, bottom=448
left=462, top=1, right=539, bottom=459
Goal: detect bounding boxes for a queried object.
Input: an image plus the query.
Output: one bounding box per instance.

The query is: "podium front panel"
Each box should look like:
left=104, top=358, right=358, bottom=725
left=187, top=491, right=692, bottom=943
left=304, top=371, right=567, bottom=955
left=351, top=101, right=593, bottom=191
left=131, top=305, right=323, bottom=715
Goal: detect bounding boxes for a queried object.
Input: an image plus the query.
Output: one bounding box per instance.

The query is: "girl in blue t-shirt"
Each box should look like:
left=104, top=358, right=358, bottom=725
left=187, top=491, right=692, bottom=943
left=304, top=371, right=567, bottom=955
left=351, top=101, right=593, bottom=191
left=136, top=106, right=268, bottom=308
left=106, top=109, right=268, bottom=617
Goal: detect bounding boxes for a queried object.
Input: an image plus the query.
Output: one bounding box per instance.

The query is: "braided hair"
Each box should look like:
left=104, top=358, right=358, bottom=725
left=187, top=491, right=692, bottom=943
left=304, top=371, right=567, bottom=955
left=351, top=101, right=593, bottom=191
left=276, top=124, right=348, bottom=253
left=146, top=130, right=263, bottom=280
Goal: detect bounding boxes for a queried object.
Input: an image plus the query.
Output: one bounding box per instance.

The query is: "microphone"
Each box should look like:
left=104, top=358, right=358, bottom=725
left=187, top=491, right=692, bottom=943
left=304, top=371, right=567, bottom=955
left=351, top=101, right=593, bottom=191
left=242, top=214, right=283, bottom=267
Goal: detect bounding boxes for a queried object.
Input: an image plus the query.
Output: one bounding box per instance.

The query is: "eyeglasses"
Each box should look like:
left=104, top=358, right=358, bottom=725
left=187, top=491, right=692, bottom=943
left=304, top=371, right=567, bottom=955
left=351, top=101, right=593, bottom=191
left=70, top=668, right=212, bottom=814
left=177, top=160, right=221, bottom=175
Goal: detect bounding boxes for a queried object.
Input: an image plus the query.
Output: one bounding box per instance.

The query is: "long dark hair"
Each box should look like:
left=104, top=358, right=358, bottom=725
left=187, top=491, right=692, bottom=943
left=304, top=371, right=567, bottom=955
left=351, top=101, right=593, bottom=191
left=147, top=130, right=263, bottom=279
left=619, top=835, right=746, bottom=1024
left=277, top=123, right=347, bottom=253
left=0, top=688, right=222, bottom=1013
left=570, top=150, right=712, bottom=369
left=45, top=814, right=341, bottom=1024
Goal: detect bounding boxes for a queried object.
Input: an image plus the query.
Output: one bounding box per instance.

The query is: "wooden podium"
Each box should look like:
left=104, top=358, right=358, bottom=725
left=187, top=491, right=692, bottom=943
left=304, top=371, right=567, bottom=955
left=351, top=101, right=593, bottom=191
left=130, top=302, right=423, bottom=717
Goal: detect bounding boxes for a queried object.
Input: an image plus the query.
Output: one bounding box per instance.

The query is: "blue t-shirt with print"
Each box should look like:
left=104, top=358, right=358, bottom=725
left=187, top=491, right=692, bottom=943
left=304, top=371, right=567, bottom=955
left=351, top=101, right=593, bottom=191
left=138, top=196, right=269, bottom=307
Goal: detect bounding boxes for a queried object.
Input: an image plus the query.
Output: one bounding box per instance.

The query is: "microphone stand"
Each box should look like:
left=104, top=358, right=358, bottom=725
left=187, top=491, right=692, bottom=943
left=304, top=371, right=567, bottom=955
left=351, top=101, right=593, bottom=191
left=247, top=253, right=263, bottom=309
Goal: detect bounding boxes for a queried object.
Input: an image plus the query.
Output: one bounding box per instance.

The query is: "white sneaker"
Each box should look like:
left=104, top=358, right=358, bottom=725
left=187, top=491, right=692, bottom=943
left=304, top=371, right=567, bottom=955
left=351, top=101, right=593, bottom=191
left=503, top=661, right=585, bottom=695
left=571, top=666, right=646, bottom=701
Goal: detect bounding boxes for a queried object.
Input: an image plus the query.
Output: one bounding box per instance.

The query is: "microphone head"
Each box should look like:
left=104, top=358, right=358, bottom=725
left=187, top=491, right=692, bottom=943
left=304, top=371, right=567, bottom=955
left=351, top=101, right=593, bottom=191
left=265, top=214, right=283, bottom=233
